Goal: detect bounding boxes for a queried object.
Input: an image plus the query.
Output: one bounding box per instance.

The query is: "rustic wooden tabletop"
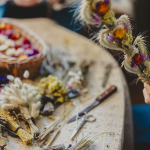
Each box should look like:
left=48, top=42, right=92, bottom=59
left=6, top=18, right=133, bottom=150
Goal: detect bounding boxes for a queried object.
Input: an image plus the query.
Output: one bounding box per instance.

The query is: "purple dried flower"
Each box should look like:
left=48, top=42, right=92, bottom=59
left=133, top=45, right=136, bottom=49
left=93, top=14, right=101, bottom=23
left=123, top=23, right=131, bottom=30
left=105, top=0, right=109, bottom=4
left=141, top=54, right=149, bottom=60
left=131, top=62, right=136, bottom=69
left=108, top=35, right=114, bottom=42
left=124, top=55, right=127, bottom=60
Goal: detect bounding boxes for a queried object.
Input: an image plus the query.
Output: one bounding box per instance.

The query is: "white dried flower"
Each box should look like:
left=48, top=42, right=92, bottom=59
left=1, top=89, right=5, bottom=94
left=13, top=84, right=19, bottom=90
left=9, top=96, right=22, bottom=105
left=35, top=94, right=42, bottom=102
left=21, top=96, right=28, bottom=104
left=23, top=70, right=30, bottom=79
left=30, top=91, right=37, bottom=97
left=0, top=95, right=8, bottom=101
left=23, top=83, right=28, bottom=90
left=14, top=77, right=22, bottom=88
left=0, top=44, right=8, bottom=51
left=3, top=91, right=11, bottom=96
left=15, top=48, right=24, bottom=56
left=7, top=75, right=14, bottom=82
left=5, top=48, right=16, bottom=56
left=2, top=104, right=17, bottom=110
left=5, top=39, right=15, bottom=47
left=31, top=101, right=41, bottom=119
left=28, top=93, right=34, bottom=99
left=27, top=86, right=35, bottom=93
left=21, top=89, right=27, bottom=96
left=4, top=86, right=14, bottom=94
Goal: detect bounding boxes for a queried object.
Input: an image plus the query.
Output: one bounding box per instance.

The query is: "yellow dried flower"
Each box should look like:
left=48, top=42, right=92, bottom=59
left=102, top=11, right=115, bottom=25
left=142, top=67, right=150, bottom=77
left=36, top=75, right=69, bottom=104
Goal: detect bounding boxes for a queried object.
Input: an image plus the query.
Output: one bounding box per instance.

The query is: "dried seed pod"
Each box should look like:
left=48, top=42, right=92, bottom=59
left=7, top=75, right=14, bottom=82
left=23, top=70, right=30, bottom=79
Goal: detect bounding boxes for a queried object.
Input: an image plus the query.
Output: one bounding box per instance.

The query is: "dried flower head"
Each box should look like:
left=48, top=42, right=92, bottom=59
left=23, top=70, right=29, bottom=79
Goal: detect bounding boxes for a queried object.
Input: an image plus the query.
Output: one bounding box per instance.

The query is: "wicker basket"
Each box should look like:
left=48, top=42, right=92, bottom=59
left=0, top=18, right=48, bottom=79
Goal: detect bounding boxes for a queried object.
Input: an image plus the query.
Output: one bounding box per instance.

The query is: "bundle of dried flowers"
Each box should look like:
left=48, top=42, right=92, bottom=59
left=77, top=0, right=150, bottom=84
left=37, top=75, right=69, bottom=104
left=0, top=71, right=42, bottom=137
left=0, top=107, right=33, bottom=145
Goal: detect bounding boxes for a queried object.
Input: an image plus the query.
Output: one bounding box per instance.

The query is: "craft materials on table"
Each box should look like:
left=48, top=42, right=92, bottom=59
left=70, top=114, right=96, bottom=140
left=77, top=0, right=150, bottom=85
left=68, top=85, right=117, bottom=123
left=0, top=71, right=43, bottom=137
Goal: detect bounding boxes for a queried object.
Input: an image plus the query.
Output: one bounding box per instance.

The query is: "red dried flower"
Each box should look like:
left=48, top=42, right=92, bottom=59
left=97, top=2, right=109, bottom=15
left=132, top=53, right=143, bottom=66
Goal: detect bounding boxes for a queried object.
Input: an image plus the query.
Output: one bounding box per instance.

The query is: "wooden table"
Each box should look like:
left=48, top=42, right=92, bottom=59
left=6, top=18, right=133, bottom=150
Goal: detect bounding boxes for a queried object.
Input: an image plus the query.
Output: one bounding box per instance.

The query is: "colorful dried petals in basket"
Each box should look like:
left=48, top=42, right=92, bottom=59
left=0, top=19, right=47, bottom=79
left=0, top=22, right=39, bottom=59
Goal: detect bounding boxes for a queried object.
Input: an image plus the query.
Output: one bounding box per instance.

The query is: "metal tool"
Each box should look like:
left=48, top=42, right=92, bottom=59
left=102, top=64, right=112, bottom=88
left=70, top=114, right=96, bottom=140
left=67, top=85, right=117, bottom=124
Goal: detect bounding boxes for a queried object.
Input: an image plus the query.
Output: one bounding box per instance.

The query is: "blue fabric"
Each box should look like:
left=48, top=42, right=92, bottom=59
left=132, top=104, right=150, bottom=143
left=51, top=5, right=82, bottom=34
left=0, top=4, right=6, bottom=18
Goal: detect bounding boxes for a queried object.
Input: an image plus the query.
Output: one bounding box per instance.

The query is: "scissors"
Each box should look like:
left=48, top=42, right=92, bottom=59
left=70, top=114, right=96, bottom=140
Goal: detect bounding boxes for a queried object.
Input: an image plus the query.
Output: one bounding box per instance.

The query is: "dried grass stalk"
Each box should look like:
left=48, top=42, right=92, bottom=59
left=0, top=107, right=33, bottom=145
left=19, top=106, right=39, bottom=138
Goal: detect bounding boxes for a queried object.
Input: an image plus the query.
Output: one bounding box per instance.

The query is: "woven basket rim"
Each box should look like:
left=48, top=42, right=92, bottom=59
left=0, top=18, right=48, bottom=64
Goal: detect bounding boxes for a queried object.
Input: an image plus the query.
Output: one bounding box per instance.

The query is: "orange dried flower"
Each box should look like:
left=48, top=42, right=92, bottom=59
left=114, top=28, right=126, bottom=39
left=97, top=2, right=109, bottom=15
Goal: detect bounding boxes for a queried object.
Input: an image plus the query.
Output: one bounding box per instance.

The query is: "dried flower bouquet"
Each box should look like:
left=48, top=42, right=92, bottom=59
left=0, top=72, right=42, bottom=137
left=76, top=0, right=150, bottom=84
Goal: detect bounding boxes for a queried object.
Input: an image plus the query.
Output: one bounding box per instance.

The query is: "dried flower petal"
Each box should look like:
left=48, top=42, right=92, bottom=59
left=97, top=2, right=109, bottom=15
left=132, top=53, right=143, bottom=66
left=131, top=62, right=136, bottom=69
left=114, top=28, right=126, bottom=39
left=141, top=54, right=149, bottom=60
left=108, top=35, right=114, bottom=42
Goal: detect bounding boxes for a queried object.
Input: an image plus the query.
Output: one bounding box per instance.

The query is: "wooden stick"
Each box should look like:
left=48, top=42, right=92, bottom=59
left=43, top=128, right=60, bottom=148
